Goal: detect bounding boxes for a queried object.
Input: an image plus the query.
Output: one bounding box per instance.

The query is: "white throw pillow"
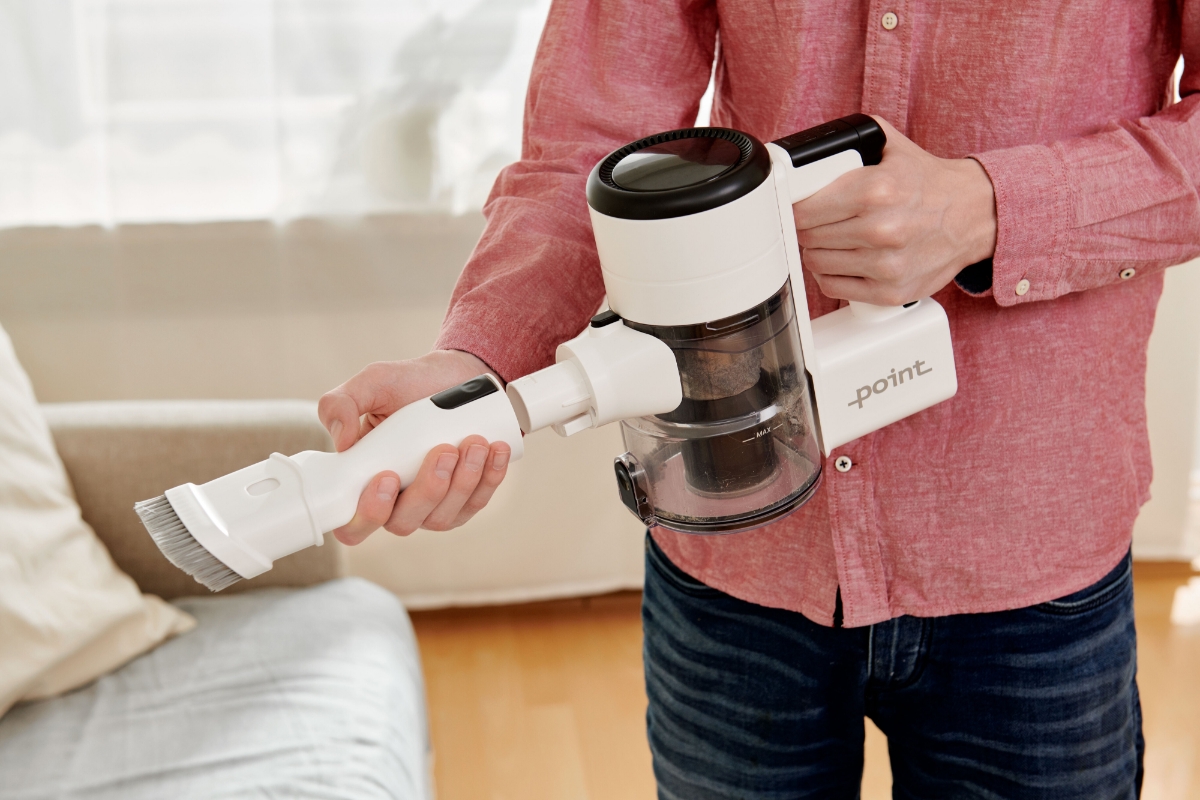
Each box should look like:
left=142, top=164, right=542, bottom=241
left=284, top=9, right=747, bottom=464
left=0, top=324, right=195, bottom=717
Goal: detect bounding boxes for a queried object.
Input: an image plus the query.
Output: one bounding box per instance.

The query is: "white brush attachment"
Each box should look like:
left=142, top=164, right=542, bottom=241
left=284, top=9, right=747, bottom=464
left=135, top=494, right=243, bottom=591
left=134, top=375, right=524, bottom=592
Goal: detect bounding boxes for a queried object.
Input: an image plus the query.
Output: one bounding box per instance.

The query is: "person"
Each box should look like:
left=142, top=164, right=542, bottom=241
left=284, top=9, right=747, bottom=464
left=318, top=2, right=1200, bottom=796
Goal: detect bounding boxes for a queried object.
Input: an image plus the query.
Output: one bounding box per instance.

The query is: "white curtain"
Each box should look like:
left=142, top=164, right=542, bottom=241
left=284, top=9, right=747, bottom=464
left=0, top=0, right=550, bottom=228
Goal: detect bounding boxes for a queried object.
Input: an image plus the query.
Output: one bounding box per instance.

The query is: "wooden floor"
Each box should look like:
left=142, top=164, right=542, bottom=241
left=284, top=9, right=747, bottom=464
left=1136, top=563, right=1200, bottom=800
left=410, top=563, right=1200, bottom=800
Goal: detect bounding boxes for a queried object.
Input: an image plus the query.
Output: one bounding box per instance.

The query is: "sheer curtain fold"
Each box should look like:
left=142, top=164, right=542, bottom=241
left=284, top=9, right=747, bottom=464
left=0, top=0, right=550, bottom=228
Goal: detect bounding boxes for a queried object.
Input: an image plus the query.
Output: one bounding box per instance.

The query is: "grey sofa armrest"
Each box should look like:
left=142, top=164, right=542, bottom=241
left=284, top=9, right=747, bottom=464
left=42, top=400, right=346, bottom=600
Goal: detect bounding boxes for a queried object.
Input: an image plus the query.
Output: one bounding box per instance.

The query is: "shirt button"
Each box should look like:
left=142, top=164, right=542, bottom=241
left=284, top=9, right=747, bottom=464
left=881, top=12, right=898, bottom=30
left=1015, top=278, right=1031, bottom=296
left=1120, top=268, right=1136, bottom=280
left=834, top=455, right=853, bottom=473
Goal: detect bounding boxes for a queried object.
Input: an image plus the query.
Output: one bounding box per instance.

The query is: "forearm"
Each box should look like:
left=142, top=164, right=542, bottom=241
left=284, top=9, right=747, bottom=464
left=434, top=0, right=718, bottom=380
left=434, top=193, right=606, bottom=382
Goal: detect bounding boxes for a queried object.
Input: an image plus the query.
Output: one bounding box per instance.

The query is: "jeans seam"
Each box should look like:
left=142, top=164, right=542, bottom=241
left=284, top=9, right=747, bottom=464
left=890, top=617, right=932, bottom=692
left=1035, top=559, right=1132, bottom=616
left=867, top=618, right=932, bottom=695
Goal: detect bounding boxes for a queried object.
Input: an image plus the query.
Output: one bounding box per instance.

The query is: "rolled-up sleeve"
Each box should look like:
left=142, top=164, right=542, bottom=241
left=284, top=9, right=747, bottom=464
left=434, top=0, right=717, bottom=381
left=971, top=7, right=1200, bottom=306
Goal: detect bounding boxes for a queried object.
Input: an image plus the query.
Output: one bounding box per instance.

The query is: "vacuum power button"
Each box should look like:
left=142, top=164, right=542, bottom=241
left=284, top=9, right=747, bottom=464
left=431, top=375, right=500, bottom=410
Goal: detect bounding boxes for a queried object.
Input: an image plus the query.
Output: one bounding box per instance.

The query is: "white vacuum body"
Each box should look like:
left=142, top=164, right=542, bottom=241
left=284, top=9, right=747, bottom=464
left=507, top=114, right=958, bottom=533
left=137, top=115, right=958, bottom=592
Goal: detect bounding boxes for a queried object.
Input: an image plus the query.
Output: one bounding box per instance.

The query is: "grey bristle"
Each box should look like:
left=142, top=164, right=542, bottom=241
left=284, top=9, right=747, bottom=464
left=133, top=495, right=242, bottom=592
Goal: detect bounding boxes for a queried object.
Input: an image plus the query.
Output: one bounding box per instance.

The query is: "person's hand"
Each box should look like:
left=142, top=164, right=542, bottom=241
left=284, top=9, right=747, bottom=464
left=793, top=116, right=997, bottom=306
left=317, top=350, right=512, bottom=546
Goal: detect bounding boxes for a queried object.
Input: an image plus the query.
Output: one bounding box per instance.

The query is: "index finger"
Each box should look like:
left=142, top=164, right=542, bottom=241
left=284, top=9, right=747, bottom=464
left=790, top=167, right=875, bottom=232
left=317, top=362, right=412, bottom=452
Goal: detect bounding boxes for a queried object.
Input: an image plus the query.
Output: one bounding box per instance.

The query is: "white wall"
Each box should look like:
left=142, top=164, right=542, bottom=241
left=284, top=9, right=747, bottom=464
left=1135, top=260, right=1200, bottom=560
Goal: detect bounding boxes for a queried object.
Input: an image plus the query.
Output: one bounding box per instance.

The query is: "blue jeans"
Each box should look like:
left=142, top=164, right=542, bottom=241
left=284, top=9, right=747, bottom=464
left=643, top=535, right=1143, bottom=799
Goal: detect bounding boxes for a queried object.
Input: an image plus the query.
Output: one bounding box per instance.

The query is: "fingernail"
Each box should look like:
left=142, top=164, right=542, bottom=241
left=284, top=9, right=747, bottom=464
left=377, top=476, right=399, bottom=501
left=435, top=453, right=458, bottom=480
left=465, top=444, right=487, bottom=471
left=330, top=419, right=343, bottom=442
left=492, top=450, right=510, bottom=471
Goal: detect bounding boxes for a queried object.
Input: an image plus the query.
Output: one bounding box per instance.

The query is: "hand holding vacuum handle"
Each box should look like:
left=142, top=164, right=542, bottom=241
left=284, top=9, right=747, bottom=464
left=775, top=114, right=995, bottom=312
left=770, top=114, right=892, bottom=320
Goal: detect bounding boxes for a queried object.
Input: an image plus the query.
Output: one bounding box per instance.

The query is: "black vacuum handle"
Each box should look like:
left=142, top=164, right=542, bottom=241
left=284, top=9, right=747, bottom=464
left=772, top=114, right=886, bottom=169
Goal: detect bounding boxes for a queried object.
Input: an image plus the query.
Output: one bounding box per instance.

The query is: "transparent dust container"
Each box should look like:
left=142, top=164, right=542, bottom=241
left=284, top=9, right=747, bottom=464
left=614, top=281, right=823, bottom=534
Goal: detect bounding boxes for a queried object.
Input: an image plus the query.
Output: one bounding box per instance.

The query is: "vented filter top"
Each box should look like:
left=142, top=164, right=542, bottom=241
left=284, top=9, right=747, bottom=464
left=587, top=128, right=770, bottom=221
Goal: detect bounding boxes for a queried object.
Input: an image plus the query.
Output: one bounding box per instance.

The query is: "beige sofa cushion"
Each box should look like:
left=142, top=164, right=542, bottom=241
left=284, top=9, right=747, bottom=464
left=0, top=325, right=194, bottom=717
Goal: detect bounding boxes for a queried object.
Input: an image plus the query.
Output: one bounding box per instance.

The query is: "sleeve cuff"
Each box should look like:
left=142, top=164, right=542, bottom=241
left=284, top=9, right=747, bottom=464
left=969, top=145, right=1071, bottom=306
left=434, top=300, right=565, bottom=385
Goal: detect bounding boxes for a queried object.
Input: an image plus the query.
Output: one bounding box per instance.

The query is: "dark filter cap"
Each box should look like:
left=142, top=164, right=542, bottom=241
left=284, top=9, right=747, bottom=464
left=587, top=128, right=771, bottom=221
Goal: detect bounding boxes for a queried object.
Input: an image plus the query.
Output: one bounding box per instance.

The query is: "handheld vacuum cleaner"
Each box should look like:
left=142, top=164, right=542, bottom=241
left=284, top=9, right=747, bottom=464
left=136, top=114, right=957, bottom=592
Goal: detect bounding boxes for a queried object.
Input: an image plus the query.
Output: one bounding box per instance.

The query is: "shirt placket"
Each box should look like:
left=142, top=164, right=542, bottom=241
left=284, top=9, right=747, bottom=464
left=825, top=436, right=889, bottom=627
left=824, top=0, right=915, bottom=627
left=860, top=0, right=913, bottom=131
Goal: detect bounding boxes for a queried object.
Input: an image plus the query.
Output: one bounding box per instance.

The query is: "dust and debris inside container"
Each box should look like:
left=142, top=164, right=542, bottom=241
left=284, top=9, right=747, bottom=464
left=618, top=281, right=823, bottom=534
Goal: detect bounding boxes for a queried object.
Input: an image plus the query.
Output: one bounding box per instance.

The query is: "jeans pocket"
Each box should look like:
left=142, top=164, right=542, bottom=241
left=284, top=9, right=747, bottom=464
left=646, top=534, right=722, bottom=597
left=1035, top=553, right=1132, bottom=616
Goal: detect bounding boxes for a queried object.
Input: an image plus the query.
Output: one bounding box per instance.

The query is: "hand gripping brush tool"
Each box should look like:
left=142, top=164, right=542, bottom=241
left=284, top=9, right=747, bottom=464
left=134, top=376, right=527, bottom=591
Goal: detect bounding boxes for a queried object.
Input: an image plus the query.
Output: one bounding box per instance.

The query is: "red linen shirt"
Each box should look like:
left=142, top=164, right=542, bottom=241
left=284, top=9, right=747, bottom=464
left=435, top=0, right=1200, bottom=627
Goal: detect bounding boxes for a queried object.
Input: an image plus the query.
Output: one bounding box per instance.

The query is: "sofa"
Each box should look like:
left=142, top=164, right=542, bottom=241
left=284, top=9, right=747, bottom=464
left=0, top=400, right=433, bottom=800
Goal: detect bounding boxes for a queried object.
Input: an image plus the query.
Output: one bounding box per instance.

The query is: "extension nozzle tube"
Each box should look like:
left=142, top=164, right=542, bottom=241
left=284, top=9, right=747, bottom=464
left=162, top=375, right=524, bottom=583
left=505, top=359, right=592, bottom=434
left=506, top=318, right=683, bottom=436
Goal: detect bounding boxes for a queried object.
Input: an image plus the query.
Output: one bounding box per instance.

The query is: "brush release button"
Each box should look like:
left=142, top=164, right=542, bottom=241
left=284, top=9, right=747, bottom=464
left=431, top=375, right=499, bottom=410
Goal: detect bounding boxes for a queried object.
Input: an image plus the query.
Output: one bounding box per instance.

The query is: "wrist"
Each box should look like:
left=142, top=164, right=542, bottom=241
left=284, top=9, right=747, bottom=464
left=956, top=157, right=998, bottom=265
left=436, top=349, right=498, bottom=385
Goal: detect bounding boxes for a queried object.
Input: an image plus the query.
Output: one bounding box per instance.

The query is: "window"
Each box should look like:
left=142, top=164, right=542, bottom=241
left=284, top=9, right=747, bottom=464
left=0, top=0, right=550, bottom=228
